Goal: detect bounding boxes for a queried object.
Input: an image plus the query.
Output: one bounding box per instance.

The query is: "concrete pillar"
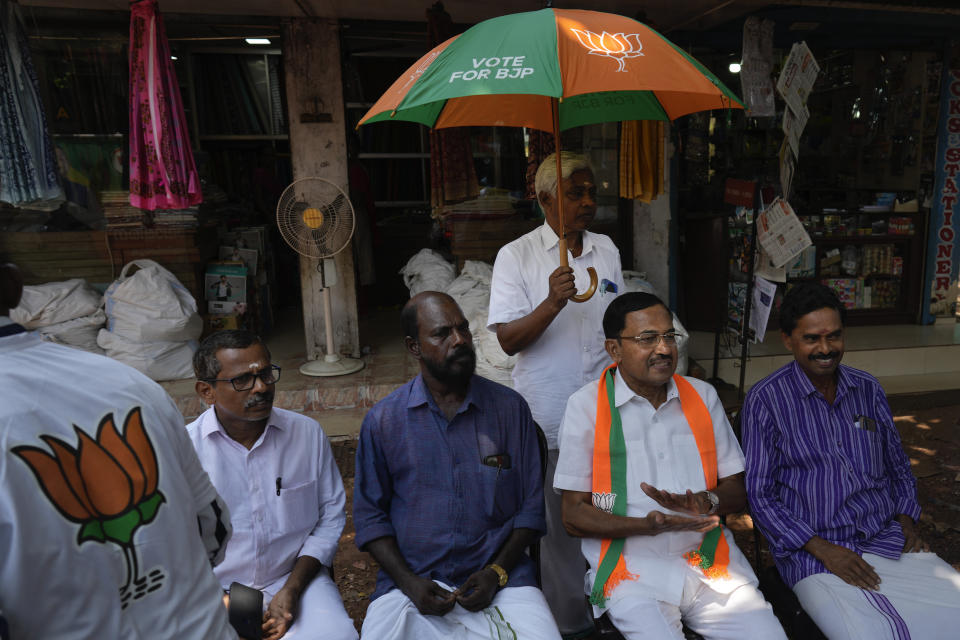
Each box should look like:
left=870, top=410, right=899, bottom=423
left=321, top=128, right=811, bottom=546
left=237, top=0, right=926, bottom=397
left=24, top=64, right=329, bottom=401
left=282, top=18, right=360, bottom=359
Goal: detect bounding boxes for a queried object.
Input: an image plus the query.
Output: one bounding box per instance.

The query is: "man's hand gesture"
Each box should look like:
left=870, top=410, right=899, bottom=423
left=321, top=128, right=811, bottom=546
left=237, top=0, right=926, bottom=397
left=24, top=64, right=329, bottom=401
left=641, top=482, right=710, bottom=516
left=400, top=575, right=457, bottom=616
left=805, top=537, right=881, bottom=590
left=454, top=567, right=500, bottom=612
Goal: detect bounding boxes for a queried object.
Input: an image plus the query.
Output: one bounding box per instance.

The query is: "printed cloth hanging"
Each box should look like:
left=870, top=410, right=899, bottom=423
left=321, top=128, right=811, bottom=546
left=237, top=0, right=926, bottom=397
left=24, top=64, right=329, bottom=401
left=0, top=0, right=63, bottom=208
left=128, top=0, right=201, bottom=210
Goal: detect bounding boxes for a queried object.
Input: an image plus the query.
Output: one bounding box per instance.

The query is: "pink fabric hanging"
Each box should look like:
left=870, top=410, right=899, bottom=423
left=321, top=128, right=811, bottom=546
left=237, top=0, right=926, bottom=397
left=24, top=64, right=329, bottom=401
left=128, top=0, right=201, bottom=210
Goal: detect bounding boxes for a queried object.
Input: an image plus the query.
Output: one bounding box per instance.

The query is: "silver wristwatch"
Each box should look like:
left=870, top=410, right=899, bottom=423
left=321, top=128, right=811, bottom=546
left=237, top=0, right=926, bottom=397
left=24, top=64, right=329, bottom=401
left=703, top=490, right=720, bottom=515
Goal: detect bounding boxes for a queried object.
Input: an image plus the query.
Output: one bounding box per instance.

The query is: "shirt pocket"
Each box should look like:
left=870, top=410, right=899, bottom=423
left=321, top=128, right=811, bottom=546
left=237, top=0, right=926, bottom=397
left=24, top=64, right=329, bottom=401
left=669, top=432, right=706, bottom=493
left=848, top=428, right=885, bottom=479
left=478, top=465, right=520, bottom=526
left=276, top=479, right=319, bottom=533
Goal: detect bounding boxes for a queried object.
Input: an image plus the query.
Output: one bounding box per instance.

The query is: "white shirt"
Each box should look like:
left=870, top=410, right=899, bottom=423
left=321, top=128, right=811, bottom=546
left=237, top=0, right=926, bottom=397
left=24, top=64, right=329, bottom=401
left=186, top=406, right=346, bottom=590
left=0, top=328, right=235, bottom=640
left=554, top=373, right=754, bottom=607
left=488, top=223, right=625, bottom=447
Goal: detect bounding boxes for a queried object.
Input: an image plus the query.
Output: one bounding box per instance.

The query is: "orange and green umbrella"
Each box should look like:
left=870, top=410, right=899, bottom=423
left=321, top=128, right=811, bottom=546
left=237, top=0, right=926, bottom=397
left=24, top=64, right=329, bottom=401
left=360, top=8, right=743, bottom=300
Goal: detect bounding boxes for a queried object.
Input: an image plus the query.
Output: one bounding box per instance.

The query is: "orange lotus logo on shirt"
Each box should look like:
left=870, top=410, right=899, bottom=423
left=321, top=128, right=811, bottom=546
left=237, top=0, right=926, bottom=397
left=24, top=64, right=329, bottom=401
left=13, top=407, right=166, bottom=608
left=570, top=29, right=644, bottom=72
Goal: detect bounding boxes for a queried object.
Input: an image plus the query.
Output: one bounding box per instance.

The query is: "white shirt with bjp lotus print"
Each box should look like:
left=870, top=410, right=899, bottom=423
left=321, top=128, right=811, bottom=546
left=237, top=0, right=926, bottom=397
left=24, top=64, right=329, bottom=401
left=0, top=327, right=236, bottom=640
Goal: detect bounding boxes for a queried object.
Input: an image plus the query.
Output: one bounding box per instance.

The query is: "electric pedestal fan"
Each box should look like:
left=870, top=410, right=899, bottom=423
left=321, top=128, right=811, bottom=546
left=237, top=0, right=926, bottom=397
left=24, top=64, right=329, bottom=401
left=277, top=177, right=365, bottom=377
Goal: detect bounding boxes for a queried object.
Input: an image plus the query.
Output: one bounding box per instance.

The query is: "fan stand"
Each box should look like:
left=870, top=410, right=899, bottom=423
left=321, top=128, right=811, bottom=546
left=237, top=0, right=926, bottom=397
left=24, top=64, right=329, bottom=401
left=299, top=279, right=365, bottom=377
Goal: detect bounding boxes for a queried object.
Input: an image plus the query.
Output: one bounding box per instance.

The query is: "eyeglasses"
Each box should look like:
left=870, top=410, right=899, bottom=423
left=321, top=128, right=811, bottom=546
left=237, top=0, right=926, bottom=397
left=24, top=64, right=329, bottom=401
left=202, top=365, right=281, bottom=391
left=618, top=332, right=685, bottom=348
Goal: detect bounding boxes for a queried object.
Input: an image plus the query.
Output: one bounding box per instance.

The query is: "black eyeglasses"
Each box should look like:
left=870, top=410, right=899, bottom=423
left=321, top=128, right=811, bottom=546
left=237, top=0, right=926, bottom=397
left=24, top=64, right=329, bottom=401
left=618, top=332, right=685, bottom=348
left=202, top=365, right=281, bottom=391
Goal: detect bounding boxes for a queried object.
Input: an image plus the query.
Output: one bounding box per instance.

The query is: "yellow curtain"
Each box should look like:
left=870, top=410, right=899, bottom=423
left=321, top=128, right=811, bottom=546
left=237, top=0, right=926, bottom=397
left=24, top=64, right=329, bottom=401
left=619, top=121, right=664, bottom=202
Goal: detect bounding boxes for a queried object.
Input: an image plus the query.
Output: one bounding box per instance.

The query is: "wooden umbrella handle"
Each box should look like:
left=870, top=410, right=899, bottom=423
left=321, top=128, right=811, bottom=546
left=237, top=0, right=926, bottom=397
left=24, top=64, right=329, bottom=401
left=572, top=267, right=598, bottom=302
left=557, top=235, right=598, bottom=303
left=553, top=98, right=596, bottom=303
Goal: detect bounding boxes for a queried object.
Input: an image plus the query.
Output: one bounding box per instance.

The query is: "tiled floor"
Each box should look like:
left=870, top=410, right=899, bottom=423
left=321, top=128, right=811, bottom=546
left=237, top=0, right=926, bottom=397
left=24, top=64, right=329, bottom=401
left=162, top=308, right=960, bottom=438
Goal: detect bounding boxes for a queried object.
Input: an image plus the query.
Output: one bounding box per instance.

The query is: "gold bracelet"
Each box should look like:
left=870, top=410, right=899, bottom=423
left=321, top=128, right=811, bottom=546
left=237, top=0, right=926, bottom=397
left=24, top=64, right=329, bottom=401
left=486, top=563, right=508, bottom=587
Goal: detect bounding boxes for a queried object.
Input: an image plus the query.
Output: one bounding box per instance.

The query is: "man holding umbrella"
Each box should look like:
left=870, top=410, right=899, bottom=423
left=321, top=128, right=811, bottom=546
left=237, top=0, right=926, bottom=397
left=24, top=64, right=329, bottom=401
left=489, top=151, right=624, bottom=637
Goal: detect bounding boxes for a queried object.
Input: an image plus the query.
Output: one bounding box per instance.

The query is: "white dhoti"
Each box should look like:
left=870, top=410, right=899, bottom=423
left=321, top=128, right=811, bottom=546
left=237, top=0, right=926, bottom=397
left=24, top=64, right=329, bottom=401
left=606, top=567, right=787, bottom=640
left=793, top=552, right=960, bottom=640
left=360, top=582, right=561, bottom=640
left=260, top=570, right=358, bottom=640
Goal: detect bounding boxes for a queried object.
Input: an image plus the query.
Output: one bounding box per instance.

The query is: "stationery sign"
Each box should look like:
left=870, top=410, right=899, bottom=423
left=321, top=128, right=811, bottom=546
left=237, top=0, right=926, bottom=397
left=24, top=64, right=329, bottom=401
left=923, top=67, right=960, bottom=322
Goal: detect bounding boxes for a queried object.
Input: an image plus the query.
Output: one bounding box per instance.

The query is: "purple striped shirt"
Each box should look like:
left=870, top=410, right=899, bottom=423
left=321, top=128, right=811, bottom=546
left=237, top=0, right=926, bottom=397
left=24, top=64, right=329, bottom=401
left=742, top=361, right=920, bottom=587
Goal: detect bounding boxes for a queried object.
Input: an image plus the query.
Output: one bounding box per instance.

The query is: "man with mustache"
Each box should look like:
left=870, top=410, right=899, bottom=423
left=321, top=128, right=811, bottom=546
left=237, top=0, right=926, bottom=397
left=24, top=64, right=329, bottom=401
left=742, top=282, right=960, bottom=639
left=187, top=330, right=357, bottom=640
left=554, top=292, right=785, bottom=639
left=488, top=151, right=624, bottom=638
left=354, top=292, right=561, bottom=639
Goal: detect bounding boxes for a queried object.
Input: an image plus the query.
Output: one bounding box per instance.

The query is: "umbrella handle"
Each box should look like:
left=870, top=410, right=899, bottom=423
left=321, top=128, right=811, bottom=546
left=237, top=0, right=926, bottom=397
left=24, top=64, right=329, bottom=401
left=572, top=267, right=598, bottom=303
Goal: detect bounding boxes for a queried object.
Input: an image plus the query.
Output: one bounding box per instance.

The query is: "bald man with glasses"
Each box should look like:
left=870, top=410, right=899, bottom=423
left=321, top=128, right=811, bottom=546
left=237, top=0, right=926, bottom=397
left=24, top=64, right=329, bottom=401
left=186, top=330, right=357, bottom=640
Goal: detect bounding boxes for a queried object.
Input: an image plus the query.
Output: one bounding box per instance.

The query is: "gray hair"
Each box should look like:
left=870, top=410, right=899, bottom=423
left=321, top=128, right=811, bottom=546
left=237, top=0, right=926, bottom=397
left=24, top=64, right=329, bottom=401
left=193, top=329, right=270, bottom=380
left=534, top=151, right=593, bottom=208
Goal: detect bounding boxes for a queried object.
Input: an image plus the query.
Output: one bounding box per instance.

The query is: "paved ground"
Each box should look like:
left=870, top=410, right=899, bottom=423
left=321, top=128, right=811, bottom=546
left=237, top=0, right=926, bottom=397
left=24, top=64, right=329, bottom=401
left=329, top=395, right=960, bottom=635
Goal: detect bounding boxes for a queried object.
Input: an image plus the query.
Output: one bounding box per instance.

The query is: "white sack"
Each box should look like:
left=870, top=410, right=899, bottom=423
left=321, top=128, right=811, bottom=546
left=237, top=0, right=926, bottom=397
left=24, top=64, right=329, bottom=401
left=103, top=259, right=202, bottom=343
left=37, top=309, right=106, bottom=354
left=400, top=249, right=456, bottom=297
left=10, top=278, right=102, bottom=328
left=97, top=328, right=196, bottom=381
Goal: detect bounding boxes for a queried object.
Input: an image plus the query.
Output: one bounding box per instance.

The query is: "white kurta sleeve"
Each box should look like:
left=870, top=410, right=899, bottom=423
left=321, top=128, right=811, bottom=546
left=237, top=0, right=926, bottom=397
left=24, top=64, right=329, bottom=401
left=487, top=244, right=534, bottom=330
left=297, top=430, right=346, bottom=568
left=554, top=383, right=598, bottom=493
left=701, top=381, right=745, bottom=478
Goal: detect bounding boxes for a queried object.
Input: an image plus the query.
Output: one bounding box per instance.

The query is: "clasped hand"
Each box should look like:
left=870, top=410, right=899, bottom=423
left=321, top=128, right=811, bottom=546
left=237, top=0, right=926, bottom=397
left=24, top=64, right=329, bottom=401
left=403, top=567, right=499, bottom=617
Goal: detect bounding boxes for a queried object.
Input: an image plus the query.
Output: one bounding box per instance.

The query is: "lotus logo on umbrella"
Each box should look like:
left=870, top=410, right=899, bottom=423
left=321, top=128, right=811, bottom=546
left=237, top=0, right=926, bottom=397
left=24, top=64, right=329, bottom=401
left=13, top=407, right=167, bottom=608
left=570, top=29, right=644, bottom=72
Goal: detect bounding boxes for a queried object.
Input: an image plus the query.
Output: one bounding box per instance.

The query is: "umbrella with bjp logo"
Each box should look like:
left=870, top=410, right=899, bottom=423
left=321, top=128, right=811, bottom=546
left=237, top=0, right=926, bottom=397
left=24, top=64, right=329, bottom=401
left=359, top=8, right=743, bottom=302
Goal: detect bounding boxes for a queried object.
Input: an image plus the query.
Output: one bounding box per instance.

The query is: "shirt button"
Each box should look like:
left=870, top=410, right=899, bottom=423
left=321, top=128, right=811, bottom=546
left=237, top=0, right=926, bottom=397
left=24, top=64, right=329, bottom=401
left=256, top=513, right=263, bottom=522
left=658, top=452, right=665, bottom=459
left=583, top=346, right=589, bottom=352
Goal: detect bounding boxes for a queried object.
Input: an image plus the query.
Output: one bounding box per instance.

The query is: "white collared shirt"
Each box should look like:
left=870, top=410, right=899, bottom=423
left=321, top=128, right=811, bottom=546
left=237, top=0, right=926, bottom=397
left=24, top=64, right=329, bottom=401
left=487, top=223, right=624, bottom=447
left=186, top=406, right=346, bottom=590
left=554, top=373, right=754, bottom=607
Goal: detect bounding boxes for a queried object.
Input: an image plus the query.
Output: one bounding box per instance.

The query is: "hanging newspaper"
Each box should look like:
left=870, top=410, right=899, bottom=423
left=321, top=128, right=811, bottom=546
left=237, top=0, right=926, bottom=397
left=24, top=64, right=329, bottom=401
left=740, top=17, right=776, bottom=117
left=776, top=42, right=820, bottom=116
left=749, top=276, right=778, bottom=343
left=757, top=198, right=812, bottom=268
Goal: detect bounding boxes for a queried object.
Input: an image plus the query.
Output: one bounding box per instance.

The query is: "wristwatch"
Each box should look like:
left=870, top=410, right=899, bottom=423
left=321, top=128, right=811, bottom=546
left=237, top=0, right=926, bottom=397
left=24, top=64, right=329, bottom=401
left=486, top=563, right=508, bottom=587
left=702, top=490, right=720, bottom=515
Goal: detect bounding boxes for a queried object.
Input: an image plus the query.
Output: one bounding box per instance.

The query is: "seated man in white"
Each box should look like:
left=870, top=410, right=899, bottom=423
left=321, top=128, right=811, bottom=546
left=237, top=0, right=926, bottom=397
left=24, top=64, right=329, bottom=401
left=554, top=292, right=786, bottom=640
left=187, top=330, right=357, bottom=640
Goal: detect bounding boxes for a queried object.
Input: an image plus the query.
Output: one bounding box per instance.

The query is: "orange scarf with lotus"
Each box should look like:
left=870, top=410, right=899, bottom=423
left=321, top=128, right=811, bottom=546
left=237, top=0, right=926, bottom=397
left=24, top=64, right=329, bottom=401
left=589, top=366, right=730, bottom=607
